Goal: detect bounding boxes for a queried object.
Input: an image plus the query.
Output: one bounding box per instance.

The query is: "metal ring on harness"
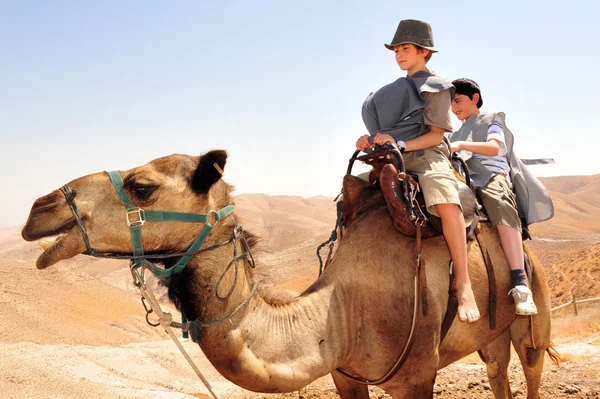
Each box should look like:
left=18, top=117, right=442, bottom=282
left=141, top=296, right=160, bottom=327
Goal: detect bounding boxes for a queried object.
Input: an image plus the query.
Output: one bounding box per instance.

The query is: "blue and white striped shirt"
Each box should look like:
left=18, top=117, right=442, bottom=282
left=474, top=116, right=511, bottom=175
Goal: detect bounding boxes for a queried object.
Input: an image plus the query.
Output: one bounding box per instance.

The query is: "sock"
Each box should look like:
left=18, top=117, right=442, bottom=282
left=511, top=269, right=528, bottom=288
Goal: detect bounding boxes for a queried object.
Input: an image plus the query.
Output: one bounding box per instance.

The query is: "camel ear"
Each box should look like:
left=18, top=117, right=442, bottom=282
left=192, top=150, right=228, bottom=193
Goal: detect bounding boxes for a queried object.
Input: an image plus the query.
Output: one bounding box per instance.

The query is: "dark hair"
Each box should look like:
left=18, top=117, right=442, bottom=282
left=452, top=78, right=483, bottom=108
left=415, top=45, right=433, bottom=63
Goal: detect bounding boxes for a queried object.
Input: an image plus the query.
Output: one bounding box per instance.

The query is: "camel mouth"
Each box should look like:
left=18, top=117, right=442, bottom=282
left=38, top=233, right=67, bottom=255
left=33, top=226, right=86, bottom=270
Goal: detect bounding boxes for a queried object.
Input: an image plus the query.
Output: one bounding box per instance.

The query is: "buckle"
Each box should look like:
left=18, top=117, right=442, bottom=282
left=206, top=210, right=218, bottom=226
left=126, top=208, right=145, bottom=227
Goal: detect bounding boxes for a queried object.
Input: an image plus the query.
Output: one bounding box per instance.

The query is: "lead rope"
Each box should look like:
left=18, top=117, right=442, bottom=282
left=131, top=266, right=220, bottom=399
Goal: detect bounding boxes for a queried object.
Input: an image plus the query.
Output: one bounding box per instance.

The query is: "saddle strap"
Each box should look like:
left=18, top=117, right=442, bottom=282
left=417, top=224, right=429, bottom=316
left=440, top=262, right=457, bottom=343
left=336, top=219, right=425, bottom=385
left=475, top=229, right=497, bottom=330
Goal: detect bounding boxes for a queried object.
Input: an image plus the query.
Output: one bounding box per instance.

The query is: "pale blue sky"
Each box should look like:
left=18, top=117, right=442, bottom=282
left=1, top=1, right=599, bottom=227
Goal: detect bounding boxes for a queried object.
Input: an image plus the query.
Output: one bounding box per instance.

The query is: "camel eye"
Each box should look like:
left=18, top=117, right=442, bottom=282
left=131, top=184, right=157, bottom=200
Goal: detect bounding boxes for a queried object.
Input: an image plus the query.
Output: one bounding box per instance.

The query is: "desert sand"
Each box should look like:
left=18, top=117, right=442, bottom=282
left=1, top=175, right=599, bottom=398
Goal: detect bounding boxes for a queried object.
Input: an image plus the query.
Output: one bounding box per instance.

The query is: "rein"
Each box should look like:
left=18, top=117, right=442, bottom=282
left=329, top=144, right=424, bottom=385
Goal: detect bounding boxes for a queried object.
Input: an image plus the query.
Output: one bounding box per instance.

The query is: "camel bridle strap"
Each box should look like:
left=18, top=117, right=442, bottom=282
left=61, top=172, right=254, bottom=317
left=107, top=170, right=236, bottom=278
left=59, top=172, right=236, bottom=278
left=58, top=171, right=260, bottom=399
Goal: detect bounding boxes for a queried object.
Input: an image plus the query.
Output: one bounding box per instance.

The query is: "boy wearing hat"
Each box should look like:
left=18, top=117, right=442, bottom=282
left=356, top=20, right=480, bottom=323
left=449, top=78, right=554, bottom=315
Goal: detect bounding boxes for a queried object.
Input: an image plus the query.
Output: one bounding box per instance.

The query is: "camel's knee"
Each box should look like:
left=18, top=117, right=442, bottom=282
left=487, top=358, right=501, bottom=379
left=479, top=349, right=507, bottom=380
left=526, top=347, right=541, bottom=368
left=478, top=331, right=511, bottom=380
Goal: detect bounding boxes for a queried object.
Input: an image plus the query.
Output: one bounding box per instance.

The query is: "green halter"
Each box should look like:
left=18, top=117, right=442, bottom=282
left=107, top=170, right=236, bottom=279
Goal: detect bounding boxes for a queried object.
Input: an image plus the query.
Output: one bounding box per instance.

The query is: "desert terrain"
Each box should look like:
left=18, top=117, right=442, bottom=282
left=1, top=175, right=599, bottom=398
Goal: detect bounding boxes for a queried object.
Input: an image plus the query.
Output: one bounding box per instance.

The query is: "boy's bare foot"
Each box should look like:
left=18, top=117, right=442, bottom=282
left=457, top=284, right=480, bottom=323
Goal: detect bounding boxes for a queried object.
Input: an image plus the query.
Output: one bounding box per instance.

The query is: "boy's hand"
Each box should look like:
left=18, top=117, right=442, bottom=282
left=450, top=141, right=463, bottom=153
left=373, top=133, right=395, bottom=146
left=356, top=134, right=373, bottom=151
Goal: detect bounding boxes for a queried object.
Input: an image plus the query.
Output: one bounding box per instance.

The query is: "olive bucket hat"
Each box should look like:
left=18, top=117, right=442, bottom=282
left=384, top=19, right=438, bottom=52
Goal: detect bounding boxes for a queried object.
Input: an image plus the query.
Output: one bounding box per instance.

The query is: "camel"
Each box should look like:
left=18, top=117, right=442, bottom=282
left=21, top=150, right=558, bottom=399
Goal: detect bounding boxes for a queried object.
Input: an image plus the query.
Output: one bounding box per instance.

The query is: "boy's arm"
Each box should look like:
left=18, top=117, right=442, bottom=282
left=405, top=90, right=453, bottom=151
left=405, top=127, right=445, bottom=152
left=451, top=140, right=500, bottom=156
left=451, top=116, right=506, bottom=156
left=372, top=125, right=445, bottom=150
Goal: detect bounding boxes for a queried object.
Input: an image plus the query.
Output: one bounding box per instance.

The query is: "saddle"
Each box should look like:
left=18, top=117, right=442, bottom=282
left=342, top=147, right=478, bottom=239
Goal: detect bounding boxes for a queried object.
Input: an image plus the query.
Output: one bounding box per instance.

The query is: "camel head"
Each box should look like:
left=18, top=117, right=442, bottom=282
left=22, top=150, right=233, bottom=270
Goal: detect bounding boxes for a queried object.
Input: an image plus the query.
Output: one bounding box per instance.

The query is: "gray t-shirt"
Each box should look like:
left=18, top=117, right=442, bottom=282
left=423, top=90, right=453, bottom=132
left=362, top=70, right=454, bottom=143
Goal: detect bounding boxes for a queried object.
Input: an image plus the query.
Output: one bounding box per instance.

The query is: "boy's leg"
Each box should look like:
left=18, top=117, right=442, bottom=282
left=496, top=224, right=536, bottom=314
left=406, top=146, right=480, bottom=323
left=480, top=175, right=537, bottom=315
left=496, top=224, right=524, bottom=272
left=497, top=223, right=537, bottom=315
left=436, top=203, right=480, bottom=323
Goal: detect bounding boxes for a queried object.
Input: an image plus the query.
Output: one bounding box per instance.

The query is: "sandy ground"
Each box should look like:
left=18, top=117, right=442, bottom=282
left=1, top=315, right=599, bottom=399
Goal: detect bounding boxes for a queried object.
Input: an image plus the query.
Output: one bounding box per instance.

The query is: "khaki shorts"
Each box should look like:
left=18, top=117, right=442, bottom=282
left=403, top=145, right=460, bottom=216
left=479, top=174, right=521, bottom=231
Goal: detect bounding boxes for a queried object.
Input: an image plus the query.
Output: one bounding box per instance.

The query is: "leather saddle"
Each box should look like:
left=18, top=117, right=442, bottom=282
left=342, top=147, right=478, bottom=239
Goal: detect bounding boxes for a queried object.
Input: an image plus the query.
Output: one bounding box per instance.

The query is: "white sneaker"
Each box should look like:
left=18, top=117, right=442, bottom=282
left=508, top=285, right=538, bottom=316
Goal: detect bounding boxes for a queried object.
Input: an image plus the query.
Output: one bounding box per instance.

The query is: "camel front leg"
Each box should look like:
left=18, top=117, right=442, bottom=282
left=331, top=371, right=370, bottom=399
left=478, top=329, right=513, bottom=398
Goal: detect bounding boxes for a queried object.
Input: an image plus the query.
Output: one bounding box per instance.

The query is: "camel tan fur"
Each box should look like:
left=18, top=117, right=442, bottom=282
left=22, top=151, right=558, bottom=399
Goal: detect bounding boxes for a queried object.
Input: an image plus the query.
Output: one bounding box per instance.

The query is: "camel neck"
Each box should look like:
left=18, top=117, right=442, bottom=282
left=183, top=238, right=347, bottom=392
